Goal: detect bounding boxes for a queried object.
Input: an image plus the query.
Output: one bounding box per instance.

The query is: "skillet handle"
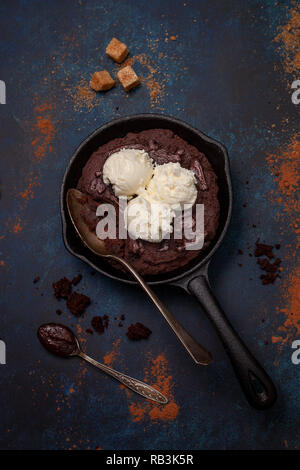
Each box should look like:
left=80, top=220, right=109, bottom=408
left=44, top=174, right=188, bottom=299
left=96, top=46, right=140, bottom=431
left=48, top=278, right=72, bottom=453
left=188, top=275, right=277, bottom=410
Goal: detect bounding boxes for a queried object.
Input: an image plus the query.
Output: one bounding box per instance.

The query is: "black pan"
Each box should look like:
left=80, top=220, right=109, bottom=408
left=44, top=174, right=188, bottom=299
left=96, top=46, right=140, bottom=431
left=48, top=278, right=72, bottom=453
left=61, top=114, right=277, bottom=409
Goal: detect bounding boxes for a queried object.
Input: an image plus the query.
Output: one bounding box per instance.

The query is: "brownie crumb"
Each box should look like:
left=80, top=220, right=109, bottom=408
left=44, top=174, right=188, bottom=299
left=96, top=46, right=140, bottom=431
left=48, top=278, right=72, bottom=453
left=91, top=316, right=105, bottom=334
left=254, top=240, right=274, bottom=259
left=53, top=277, right=72, bottom=299
left=238, top=249, right=243, bottom=255
left=86, top=328, right=93, bottom=335
left=126, top=322, right=152, bottom=340
left=275, top=244, right=281, bottom=250
left=56, top=309, right=62, bottom=315
left=72, top=274, right=82, bottom=286
left=103, top=314, right=109, bottom=329
left=254, top=239, right=281, bottom=285
left=118, top=322, right=123, bottom=327
left=67, top=292, right=91, bottom=316
left=33, top=276, right=40, bottom=284
left=120, top=314, right=125, bottom=321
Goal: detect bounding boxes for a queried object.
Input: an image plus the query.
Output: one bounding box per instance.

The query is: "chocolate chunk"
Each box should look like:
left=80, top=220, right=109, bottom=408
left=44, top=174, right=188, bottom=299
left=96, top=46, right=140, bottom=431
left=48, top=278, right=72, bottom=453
left=128, top=239, right=144, bottom=255
left=66, top=292, right=91, bottom=316
left=257, top=257, right=280, bottom=273
left=126, top=322, right=152, bottom=340
left=71, top=274, right=82, bottom=286
left=176, top=244, right=185, bottom=252
left=33, top=276, right=40, bottom=284
left=260, top=272, right=279, bottom=285
left=56, top=309, right=62, bottom=315
left=90, top=177, right=106, bottom=195
left=91, top=316, right=104, bottom=334
left=149, top=148, right=181, bottom=164
left=190, top=158, right=208, bottom=190
left=159, top=241, right=169, bottom=251
left=149, top=139, right=158, bottom=151
left=91, top=315, right=109, bottom=334
left=53, top=277, right=72, bottom=300
left=103, top=314, right=109, bottom=329
left=254, top=241, right=274, bottom=259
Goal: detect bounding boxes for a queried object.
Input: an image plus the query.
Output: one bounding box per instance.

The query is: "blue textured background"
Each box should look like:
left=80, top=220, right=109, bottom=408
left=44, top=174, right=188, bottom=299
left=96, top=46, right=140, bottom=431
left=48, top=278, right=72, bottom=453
left=0, top=0, right=299, bottom=450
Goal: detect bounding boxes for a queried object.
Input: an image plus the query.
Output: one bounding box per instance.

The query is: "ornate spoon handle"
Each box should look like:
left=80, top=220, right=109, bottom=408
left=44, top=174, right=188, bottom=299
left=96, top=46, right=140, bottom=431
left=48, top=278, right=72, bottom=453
left=79, top=351, right=168, bottom=404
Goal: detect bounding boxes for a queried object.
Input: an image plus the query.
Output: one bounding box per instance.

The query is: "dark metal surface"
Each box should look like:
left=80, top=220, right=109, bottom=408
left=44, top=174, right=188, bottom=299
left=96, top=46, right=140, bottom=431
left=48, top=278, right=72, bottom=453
left=0, top=0, right=299, bottom=450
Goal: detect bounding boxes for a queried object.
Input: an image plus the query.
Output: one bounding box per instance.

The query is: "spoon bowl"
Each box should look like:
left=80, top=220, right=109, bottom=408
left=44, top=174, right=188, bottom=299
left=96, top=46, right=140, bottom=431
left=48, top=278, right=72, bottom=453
left=67, top=189, right=108, bottom=256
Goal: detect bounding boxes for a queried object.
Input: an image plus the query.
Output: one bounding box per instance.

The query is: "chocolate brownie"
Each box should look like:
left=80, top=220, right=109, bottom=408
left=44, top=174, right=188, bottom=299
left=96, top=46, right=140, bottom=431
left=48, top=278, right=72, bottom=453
left=77, top=129, right=220, bottom=276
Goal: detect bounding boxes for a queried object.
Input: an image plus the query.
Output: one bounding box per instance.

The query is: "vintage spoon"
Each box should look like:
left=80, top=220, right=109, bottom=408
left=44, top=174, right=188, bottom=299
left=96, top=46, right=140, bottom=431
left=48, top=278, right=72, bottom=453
left=38, top=323, right=168, bottom=404
left=66, top=188, right=212, bottom=366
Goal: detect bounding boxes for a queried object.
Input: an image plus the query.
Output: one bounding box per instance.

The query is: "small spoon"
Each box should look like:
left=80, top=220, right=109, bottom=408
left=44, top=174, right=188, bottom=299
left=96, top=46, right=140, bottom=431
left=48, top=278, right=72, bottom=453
left=66, top=188, right=212, bottom=365
left=37, top=323, right=168, bottom=404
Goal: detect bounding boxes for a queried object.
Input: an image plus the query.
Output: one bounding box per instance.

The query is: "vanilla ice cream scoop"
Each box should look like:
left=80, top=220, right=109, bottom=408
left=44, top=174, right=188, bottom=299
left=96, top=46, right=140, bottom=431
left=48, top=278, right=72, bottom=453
left=103, top=148, right=153, bottom=197
left=125, top=195, right=175, bottom=243
left=146, top=162, right=197, bottom=209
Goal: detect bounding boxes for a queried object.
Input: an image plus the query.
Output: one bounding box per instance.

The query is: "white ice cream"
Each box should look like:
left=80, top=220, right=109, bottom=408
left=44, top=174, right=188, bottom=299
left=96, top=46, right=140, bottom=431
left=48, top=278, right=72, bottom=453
left=103, top=148, right=153, bottom=198
left=146, top=162, right=197, bottom=210
left=101, top=151, right=198, bottom=244
left=125, top=195, right=175, bottom=243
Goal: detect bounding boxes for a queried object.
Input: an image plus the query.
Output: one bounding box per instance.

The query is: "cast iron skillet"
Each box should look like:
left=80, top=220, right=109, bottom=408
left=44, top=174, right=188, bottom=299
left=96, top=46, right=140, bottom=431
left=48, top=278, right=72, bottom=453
left=61, top=114, right=277, bottom=410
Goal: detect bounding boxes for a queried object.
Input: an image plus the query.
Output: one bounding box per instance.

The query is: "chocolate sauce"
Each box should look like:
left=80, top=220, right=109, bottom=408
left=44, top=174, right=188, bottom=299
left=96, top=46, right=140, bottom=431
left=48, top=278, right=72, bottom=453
left=37, top=323, right=78, bottom=357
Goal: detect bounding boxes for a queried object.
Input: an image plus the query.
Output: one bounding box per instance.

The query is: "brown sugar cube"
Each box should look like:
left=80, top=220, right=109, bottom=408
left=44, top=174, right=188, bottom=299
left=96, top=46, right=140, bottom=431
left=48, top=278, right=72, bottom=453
left=90, top=70, right=115, bottom=91
left=117, top=65, right=140, bottom=91
left=106, top=37, right=129, bottom=63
